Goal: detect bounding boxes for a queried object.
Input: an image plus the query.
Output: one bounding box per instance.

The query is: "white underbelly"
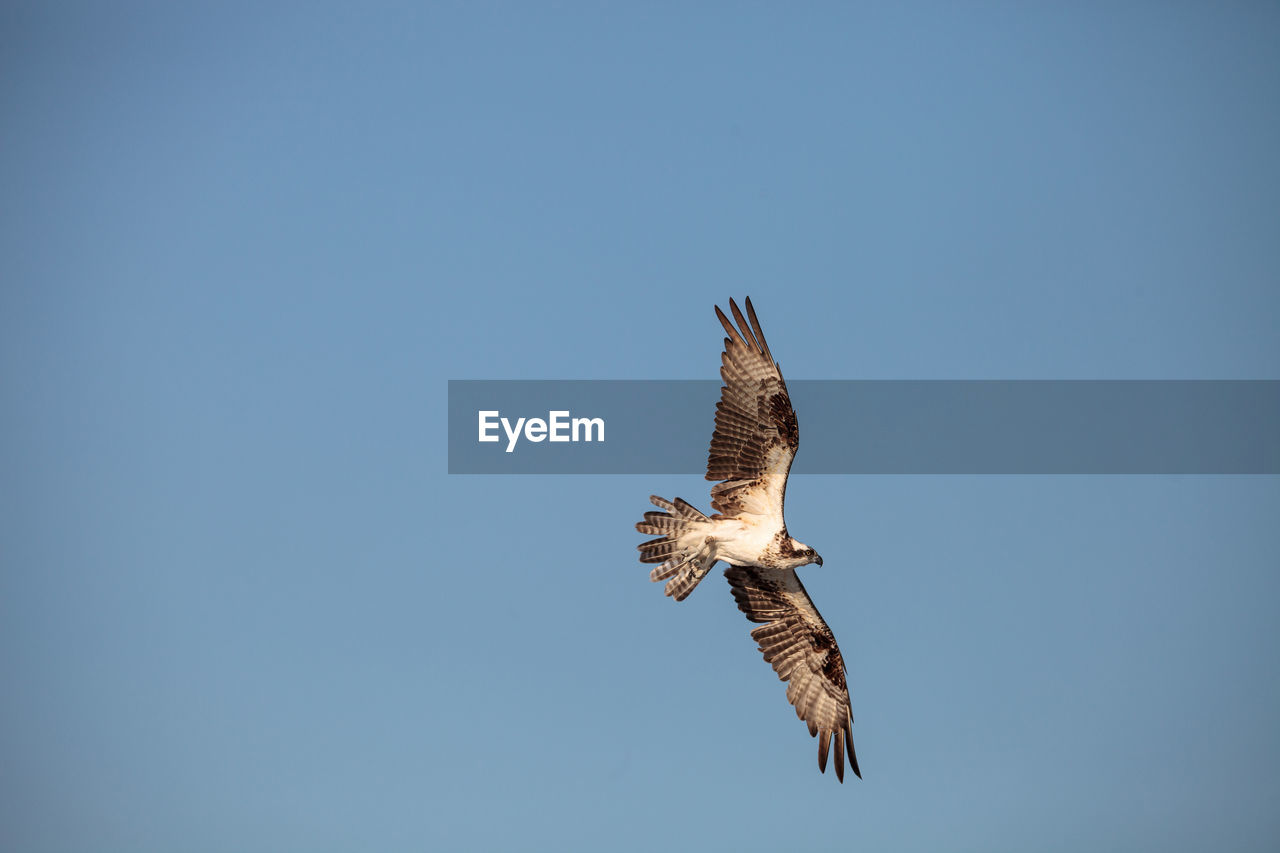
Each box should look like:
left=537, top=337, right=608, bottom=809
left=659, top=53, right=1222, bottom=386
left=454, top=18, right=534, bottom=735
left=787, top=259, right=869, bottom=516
left=703, top=516, right=781, bottom=566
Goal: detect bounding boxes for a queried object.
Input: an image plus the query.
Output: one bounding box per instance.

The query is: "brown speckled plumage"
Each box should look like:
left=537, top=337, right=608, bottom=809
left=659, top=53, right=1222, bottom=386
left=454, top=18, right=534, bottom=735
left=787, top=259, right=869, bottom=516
left=634, top=297, right=861, bottom=782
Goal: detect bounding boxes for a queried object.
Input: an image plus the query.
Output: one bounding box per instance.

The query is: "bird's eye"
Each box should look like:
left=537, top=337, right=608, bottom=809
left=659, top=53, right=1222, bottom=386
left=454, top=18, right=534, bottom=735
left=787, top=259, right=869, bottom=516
left=806, top=549, right=814, bottom=556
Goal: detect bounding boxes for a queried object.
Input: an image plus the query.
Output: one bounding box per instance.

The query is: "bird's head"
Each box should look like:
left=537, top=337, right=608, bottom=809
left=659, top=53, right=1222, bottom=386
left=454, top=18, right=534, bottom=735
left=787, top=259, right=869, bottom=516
left=789, top=538, right=823, bottom=567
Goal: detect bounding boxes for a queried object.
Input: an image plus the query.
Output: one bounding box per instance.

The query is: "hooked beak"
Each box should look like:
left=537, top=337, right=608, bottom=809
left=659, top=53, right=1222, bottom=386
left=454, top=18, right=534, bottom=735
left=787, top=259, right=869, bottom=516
left=815, top=555, right=823, bottom=567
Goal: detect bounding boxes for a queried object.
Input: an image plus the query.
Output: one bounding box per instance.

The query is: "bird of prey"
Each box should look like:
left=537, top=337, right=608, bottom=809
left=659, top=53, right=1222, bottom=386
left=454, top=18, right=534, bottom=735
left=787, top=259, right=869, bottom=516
left=636, top=297, right=861, bottom=782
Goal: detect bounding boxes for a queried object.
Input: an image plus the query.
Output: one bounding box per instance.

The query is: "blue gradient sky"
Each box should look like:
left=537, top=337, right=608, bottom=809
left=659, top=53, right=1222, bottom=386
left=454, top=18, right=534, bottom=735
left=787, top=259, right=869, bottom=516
left=3, top=3, right=1279, bottom=851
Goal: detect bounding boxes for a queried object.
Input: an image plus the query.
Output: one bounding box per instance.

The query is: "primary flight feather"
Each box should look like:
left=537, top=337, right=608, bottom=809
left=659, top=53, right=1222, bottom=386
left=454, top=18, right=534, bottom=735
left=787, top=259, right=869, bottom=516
left=635, top=297, right=861, bottom=782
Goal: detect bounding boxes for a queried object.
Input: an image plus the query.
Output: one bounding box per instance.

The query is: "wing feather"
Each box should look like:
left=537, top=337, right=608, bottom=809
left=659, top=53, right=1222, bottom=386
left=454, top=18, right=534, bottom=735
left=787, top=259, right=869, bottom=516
left=744, top=297, right=774, bottom=363
left=725, top=565, right=861, bottom=782
left=707, top=297, right=798, bottom=518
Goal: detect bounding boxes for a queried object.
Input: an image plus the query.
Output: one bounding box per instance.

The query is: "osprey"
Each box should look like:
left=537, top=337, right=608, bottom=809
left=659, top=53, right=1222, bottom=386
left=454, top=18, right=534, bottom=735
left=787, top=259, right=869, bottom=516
left=635, top=297, right=861, bottom=782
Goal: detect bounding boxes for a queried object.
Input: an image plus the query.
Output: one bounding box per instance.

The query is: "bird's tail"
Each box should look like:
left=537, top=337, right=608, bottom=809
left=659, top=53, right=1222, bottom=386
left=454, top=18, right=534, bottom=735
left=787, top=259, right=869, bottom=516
left=636, top=495, right=718, bottom=601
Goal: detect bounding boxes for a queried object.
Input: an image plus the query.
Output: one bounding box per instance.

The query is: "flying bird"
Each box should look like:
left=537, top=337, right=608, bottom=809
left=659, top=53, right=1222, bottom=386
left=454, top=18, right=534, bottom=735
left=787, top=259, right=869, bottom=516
left=636, top=297, right=861, bottom=782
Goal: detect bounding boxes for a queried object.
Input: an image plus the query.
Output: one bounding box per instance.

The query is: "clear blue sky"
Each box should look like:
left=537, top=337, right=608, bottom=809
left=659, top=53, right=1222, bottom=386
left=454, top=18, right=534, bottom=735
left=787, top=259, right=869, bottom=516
left=3, top=3, right=1279, bottom=851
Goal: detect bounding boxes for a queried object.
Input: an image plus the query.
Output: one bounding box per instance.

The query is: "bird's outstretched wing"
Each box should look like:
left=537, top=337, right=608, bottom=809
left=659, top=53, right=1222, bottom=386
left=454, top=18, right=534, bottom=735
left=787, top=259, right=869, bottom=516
left=725, top=565, right=861, bottom=782
left=707, top=297, right=798, bottom=520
